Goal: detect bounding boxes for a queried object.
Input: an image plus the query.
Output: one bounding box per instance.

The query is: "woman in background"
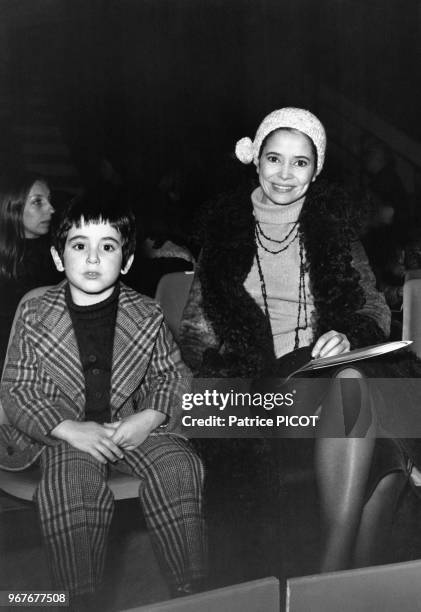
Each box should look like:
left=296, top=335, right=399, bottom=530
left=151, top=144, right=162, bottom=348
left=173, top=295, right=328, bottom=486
left=0, top=171, right=61, bottom=370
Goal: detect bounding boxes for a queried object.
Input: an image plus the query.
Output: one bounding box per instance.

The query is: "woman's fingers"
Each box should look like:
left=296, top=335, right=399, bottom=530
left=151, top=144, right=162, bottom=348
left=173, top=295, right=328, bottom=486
left=319, top=336, right=347, bottom=357
left=312, top=331, right=350, bottom=358
left=312, top=330, right=336, bottom=357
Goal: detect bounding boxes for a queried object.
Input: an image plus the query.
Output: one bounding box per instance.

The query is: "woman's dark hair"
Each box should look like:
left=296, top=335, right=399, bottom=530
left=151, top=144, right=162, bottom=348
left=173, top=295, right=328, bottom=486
left=0, top=170, right=47, bottom=279
left=52, top=187, right=137, bottom=267
left=258, top=127, right=318, bottom=171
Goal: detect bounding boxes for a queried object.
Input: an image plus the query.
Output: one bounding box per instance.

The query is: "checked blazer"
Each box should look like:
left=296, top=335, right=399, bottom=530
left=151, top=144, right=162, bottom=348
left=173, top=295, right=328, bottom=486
left=0, top=281, right=190, bottom=470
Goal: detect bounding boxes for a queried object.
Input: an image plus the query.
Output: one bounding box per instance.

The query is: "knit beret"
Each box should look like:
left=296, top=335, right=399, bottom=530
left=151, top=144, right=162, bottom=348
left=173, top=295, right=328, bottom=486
left=235, top=107, right=326, bottom=175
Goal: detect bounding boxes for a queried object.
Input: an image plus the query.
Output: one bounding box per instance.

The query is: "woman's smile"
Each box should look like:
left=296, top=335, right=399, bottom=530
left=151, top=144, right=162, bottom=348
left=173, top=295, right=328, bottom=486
left=271, top=184, right=294, bottom=192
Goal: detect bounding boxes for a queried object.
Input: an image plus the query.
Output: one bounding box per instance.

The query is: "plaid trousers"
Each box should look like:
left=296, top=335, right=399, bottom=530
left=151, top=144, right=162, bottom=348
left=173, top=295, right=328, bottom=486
left=35, top=434, right=206, bottom=596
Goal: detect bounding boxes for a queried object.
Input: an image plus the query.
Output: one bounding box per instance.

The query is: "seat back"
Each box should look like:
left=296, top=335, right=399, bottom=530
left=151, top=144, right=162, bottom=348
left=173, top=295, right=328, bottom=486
left=122, top=577, right=280, bottom=612
left=0, top=286, right=53, bottom=426
left=287, top=559, right=421, bottom=612
left=402, top=269, right=421, bottom=357
left=154, top=271, right=194, bottom=341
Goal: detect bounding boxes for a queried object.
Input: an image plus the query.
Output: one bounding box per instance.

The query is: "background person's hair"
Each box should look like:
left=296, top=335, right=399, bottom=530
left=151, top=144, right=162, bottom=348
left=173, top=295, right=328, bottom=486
left=0, top=170, right=47, bottom=279
left=52, top=186, right=137, bottom=267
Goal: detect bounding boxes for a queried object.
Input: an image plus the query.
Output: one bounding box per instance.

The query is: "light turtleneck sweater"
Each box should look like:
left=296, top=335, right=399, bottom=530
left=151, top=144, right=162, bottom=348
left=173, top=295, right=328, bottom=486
left=244, top=187, right=314, bottom=358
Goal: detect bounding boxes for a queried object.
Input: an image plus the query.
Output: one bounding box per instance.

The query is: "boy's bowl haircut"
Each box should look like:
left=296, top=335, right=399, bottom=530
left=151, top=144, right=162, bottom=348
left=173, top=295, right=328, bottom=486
left=51, top=187, right=136, bottom=267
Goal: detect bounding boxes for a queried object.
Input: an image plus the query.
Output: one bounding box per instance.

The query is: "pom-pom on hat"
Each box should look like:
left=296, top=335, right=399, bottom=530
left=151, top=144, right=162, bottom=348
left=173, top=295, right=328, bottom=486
left=235, top=107, right=327, bottom=175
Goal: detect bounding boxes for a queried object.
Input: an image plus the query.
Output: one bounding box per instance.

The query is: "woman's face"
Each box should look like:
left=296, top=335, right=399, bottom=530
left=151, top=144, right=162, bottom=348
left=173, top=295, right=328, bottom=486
left=257, top=129, right=317, bottom=206
left=22, top=181, right=54, bottom=239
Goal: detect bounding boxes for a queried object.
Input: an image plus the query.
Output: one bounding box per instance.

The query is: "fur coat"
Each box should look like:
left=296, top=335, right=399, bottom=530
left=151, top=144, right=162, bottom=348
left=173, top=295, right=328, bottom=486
left=179, top=181, right=391, bottom=377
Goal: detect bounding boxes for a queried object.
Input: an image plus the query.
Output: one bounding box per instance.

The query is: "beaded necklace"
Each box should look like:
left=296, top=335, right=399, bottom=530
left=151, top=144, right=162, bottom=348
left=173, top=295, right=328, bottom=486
left=255, top=219, right=299, bottom=254
left=254, top=222, right=309, bottom=350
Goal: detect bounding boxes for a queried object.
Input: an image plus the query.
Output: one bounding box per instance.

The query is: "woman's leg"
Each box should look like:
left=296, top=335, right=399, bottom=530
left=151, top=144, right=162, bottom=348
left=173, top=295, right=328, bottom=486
left=353, top=471, right=408, bottom=567
left=315, top=367, right=376, bottom=572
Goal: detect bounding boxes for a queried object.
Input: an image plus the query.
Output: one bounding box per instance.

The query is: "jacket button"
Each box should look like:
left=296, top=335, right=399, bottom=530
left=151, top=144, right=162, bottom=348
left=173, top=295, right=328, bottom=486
left=88, top=354, right=97, bottom=363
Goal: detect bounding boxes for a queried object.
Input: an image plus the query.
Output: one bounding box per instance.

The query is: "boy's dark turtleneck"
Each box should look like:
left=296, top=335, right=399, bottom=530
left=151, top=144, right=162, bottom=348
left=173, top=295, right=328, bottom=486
left=66, top=283, right=119, bottom=423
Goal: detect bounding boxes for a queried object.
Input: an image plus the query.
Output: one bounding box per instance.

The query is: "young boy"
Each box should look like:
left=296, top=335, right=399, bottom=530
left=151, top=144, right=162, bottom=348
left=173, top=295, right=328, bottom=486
left=0, top=191, right=206, bottom=603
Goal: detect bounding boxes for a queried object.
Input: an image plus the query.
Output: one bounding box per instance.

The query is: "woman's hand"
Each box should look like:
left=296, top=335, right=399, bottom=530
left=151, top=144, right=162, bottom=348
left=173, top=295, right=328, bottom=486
left=51, top=420, right=125, bottom=464
left=103, top=410, right=166, bottom=451
left=311, top=330, right=350, bottom=359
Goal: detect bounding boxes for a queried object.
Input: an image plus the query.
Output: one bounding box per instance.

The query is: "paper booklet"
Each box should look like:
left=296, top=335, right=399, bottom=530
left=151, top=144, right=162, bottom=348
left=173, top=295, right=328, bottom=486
left=286, top=340, right=413, bottom=380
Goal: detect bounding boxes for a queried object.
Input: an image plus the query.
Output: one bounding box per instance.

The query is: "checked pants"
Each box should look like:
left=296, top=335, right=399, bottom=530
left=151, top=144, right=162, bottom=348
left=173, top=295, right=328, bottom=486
left=35, top=434, right=206, bottom=596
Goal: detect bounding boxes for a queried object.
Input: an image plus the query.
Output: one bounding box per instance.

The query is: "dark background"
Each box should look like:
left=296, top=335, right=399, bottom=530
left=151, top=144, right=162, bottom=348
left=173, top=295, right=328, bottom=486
left=0, top=0, right=420, bottom=213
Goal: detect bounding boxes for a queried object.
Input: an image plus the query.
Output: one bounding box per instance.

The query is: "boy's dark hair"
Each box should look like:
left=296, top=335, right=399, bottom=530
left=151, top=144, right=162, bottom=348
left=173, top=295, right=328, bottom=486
left=52, top=187, right=136, bottom=267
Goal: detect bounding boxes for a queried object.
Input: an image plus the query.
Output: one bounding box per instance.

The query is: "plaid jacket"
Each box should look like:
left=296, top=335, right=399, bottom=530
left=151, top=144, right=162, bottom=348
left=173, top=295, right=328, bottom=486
left=0, top=281, right=190, bottom=470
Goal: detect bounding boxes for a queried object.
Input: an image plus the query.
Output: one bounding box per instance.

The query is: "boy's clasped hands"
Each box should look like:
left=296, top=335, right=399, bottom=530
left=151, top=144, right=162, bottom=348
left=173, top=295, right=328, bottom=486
left=52, top=409, right=166, bottom=464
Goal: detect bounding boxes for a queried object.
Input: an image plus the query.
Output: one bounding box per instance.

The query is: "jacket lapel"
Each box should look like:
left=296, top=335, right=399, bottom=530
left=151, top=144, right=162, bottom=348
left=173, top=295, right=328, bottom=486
left=110, top=285, right=158, bottom=409
left=38, top=283, right=85, bottom=411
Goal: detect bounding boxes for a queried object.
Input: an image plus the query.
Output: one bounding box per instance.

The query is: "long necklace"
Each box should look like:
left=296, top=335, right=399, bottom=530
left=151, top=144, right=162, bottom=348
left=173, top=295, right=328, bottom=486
left=256, top=219, right=298, bottom=244
left=295, top=238, right=309, bottom=348
left=255, top=230, right=309, bottom=350
left=255, top=220, right=299, bottom=255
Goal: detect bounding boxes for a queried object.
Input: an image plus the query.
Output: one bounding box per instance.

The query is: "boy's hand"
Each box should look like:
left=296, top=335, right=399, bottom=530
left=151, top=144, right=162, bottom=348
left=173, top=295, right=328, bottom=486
left=103, top=409, right=166, bottom=451
left=51, top=420, right=125, bottom=464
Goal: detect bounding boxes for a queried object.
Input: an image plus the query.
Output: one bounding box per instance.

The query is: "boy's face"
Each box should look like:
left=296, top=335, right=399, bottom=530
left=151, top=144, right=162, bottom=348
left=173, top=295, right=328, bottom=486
left=51, top=219, right=133, bottom=306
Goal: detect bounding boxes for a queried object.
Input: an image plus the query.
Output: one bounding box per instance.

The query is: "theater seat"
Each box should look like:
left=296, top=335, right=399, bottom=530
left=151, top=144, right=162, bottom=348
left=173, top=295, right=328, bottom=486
left=402, top=270, right=421, bottom=486
left=120, top=577, right=280, bottom=612
left=155, top=271, right=194, bottom=341
left=403, top=269, right=421, bottom=357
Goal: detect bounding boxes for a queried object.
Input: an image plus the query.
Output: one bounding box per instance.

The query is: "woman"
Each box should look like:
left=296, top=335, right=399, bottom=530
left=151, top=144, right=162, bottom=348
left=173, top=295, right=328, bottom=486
left=179, top=108, right=412, bottom=573
left=0, top=171, right=61, bottom=370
